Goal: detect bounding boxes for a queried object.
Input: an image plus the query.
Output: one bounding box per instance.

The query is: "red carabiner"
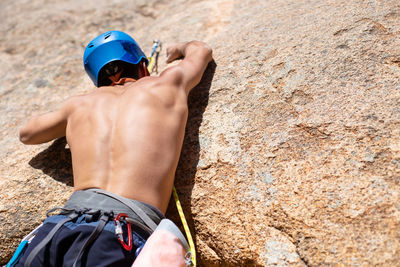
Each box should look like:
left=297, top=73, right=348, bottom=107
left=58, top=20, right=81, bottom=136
left=114, top=213, right=132, bottom=251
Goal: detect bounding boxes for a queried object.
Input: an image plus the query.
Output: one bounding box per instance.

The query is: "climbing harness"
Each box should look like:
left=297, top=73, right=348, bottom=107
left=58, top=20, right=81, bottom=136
left=8, top=188, right=196, bottom=267
left=114, top=213, right=133, bottom=251
left=147, top=40, right=162, bottom=74
left=89, top=188, right=159, bottom=231
left=9, top=189, right=162, bottom=267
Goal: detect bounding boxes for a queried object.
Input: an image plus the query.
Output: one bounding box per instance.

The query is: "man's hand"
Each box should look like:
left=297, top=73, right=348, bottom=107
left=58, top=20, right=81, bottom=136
left=132, top=230, right=187, bottom=267
left=166, top=42, right=187, bottom=63
left=161, top=41, right=213, bottom=94
left=166, top=41, right=212, bottom=64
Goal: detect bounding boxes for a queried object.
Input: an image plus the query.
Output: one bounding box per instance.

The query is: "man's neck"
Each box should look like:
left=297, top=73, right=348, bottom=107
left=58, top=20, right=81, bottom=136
left=110, top=77, right=137, bottom=86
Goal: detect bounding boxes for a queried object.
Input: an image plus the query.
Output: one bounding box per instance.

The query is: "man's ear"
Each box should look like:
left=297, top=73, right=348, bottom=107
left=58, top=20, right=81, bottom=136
left=138, top=62, right=150, bottom=78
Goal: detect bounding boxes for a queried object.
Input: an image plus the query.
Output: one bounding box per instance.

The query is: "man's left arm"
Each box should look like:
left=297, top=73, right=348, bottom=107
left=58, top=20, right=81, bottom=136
left=19, top=102, right=71, bottom=145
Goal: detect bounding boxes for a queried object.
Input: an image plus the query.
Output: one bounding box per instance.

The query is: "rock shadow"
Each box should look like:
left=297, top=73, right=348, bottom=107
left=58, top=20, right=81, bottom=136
left=29, top=137, right=74, bottom=187
left=166, top=60, right=216, bottom=247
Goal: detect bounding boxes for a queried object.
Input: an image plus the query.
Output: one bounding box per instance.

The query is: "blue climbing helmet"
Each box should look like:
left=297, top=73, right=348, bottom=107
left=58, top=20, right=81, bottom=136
left=83, top=31, right=148, bottom=87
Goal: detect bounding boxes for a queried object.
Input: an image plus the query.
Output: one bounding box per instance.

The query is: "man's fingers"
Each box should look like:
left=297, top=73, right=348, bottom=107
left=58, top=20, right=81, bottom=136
left=166, top=53, right=173, bottom=63
left=166, top=43, right=186, bottom=63
left=166, top=47, right=177, bottom=63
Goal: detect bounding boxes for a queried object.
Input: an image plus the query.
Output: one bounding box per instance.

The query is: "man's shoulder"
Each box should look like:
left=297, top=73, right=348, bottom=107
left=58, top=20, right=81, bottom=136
left=61, top=92, right=95, bottom=111
left=158, top=66, right=184, bottom=86
left=133, top=72, right=184, bottom=93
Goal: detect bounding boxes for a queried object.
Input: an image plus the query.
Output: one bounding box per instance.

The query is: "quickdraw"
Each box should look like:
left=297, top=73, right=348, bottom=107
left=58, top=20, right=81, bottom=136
left=114, top=213, right=133, bottom=251
left=147, top=40, right=162, bottom=74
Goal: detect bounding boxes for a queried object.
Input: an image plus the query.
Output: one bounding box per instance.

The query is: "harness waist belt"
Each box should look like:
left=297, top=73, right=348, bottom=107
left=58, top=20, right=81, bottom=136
left=64, top=189, right=165, bottom=227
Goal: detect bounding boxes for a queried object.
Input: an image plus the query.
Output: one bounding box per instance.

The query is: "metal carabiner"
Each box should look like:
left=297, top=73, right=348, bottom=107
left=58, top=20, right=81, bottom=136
left=114, top=213, right=133, bottom=251
left=150, top=40, right=162, bottom=57
left=148, top=40, right=162, bottom=74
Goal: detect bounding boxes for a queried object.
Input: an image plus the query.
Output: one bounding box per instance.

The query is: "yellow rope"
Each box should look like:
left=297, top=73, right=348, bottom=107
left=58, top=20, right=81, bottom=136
left=147, top=56, right=157, bottom=73
left=173, top=186, right=196, bottom=266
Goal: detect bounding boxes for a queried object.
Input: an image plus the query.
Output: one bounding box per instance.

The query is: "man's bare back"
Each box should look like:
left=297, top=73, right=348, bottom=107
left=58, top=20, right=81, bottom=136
left=67, top=76, right=188, bottom=213
left=20, top=41, right=212, bottom=214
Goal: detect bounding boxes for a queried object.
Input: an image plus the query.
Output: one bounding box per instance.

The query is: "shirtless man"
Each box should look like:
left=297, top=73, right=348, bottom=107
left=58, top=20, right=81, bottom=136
left=11, top=31, right=212, bottom=267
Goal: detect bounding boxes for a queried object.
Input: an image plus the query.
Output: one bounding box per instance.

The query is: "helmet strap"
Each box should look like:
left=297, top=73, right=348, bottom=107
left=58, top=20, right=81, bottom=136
left=138, top=61, right=150, bottom=78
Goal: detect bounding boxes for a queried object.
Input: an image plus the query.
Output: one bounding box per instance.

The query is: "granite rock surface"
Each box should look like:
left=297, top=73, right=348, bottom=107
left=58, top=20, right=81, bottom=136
left=1, top=0, right=400, bottom=266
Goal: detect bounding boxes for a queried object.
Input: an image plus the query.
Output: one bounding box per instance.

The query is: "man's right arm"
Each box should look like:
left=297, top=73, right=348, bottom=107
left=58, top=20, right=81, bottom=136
left=161, top=41, right=213, bottom=95
left=19, top=99, right=74, bottom=145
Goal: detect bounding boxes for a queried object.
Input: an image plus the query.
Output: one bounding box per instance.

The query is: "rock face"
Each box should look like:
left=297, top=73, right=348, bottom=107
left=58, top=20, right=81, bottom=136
left=1, top=0, right=400, bottom=266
